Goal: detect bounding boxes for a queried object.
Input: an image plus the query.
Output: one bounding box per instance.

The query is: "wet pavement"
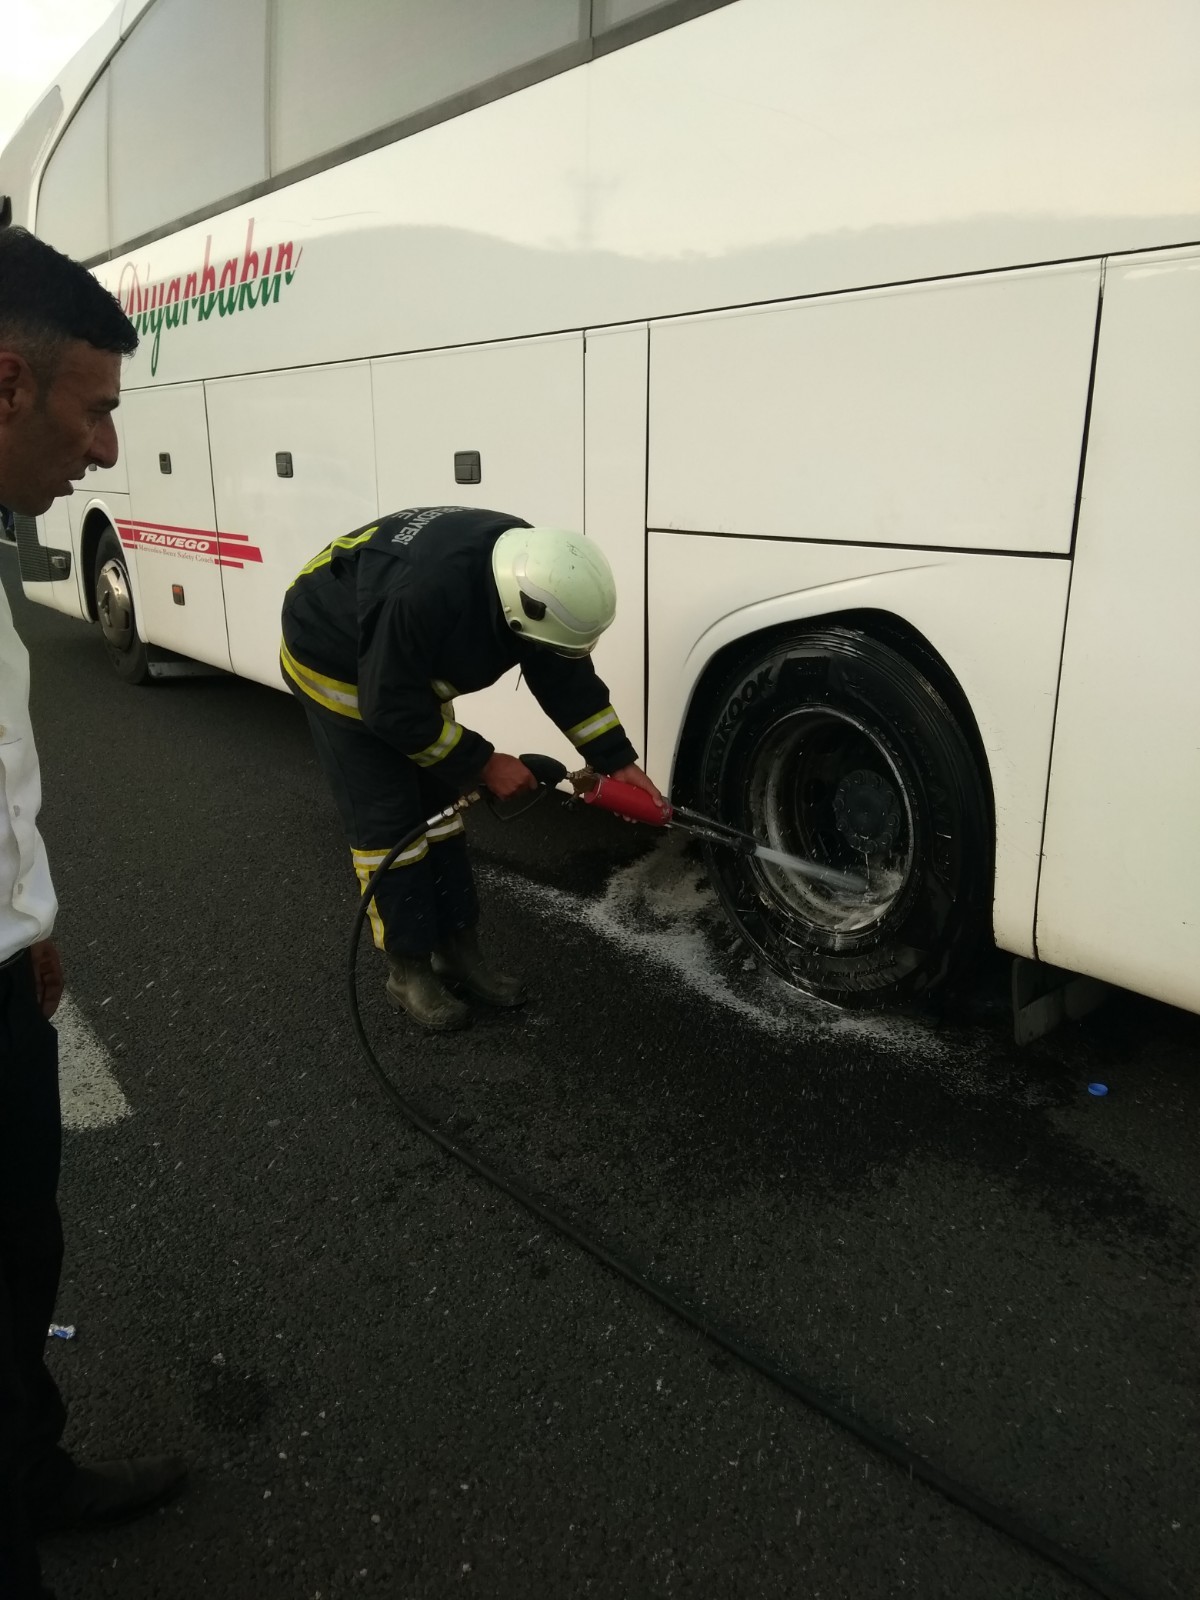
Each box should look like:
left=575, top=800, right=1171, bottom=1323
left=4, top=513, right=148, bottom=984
left=5, top=549, right=1197, bottom=1600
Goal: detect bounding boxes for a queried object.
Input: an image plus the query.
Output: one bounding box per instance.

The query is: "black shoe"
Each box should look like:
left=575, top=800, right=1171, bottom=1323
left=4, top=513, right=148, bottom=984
left=432, top=926, right=527, bottom=1008
left=386, top=954, right=471, bottom=1030
left=32, top=1456, right=188, bottom=1537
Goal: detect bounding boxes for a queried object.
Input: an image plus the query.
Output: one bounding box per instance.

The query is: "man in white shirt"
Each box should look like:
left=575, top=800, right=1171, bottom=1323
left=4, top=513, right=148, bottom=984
left=0, top=227, right=186, bottom=1600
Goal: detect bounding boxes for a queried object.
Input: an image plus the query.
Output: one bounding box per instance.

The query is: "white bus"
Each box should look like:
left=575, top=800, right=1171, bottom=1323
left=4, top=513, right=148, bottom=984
left=3, top=0, right=1198, bottom=1020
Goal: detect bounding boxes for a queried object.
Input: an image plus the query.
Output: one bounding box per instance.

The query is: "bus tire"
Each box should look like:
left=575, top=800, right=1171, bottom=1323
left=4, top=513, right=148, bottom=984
left=92, top=527, right=150, bottom=685
left=698, top=626, right=991, bottom=1008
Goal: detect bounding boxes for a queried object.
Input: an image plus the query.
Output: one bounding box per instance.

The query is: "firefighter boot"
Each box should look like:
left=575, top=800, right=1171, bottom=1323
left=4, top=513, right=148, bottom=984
left=432, top=925, right=528, bottom=1008
left=385, top=954, right=470, bottom=1031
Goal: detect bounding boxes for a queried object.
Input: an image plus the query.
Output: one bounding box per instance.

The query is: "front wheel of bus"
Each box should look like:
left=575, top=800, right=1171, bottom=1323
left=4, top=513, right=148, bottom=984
left=698, top=627, right=992, bottom=1009
left=93, top=528, right=150, bottom=685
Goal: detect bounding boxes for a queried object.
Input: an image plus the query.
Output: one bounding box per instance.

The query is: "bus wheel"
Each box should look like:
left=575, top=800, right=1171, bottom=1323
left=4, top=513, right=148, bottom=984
left=93, top=527, right=150, bottom=684
left=698, top=626, right=991, bottom=1008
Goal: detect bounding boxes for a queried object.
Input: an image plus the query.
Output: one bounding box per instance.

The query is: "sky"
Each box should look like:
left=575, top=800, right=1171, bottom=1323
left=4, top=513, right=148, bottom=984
left=0, top=0, right=120, bottom=149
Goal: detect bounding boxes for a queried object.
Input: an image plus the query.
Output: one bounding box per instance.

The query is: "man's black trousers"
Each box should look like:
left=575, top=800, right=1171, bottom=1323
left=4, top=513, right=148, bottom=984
left=0, top=949, right=67, bottom=1600
left=291, top=690, right=479, bottom=956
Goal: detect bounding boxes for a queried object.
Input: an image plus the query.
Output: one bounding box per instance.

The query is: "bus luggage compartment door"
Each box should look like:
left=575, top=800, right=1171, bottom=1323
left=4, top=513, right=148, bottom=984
left=117, top=383, right=232, bottom=672
left=1036, top=252, right=1200, bottom=1015
left=205, top=363, right=378, bottom=691
left=371, top=333, right=587, bottom=764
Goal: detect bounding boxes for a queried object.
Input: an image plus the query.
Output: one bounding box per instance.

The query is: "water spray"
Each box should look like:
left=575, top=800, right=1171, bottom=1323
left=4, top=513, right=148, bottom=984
left=522, top=755, right=867, bottom=894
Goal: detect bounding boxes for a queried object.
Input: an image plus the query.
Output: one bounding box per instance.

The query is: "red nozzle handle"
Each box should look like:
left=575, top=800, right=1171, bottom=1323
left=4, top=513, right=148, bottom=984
left=581, top=775, right=672, bottom=826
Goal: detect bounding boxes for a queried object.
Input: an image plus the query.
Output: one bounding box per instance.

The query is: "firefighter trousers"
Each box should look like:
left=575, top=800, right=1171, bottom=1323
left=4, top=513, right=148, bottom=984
left=290, top=689, right=479, bottom=958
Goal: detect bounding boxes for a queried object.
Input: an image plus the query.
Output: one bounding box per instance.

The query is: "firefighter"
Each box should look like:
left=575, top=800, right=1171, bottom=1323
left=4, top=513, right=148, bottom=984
left=281, top=506, right=662, bottom=1029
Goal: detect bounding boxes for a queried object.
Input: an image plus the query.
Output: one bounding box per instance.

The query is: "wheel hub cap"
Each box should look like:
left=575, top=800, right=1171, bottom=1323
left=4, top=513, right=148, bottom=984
left=746, top=710, right=914, bottom=938
left=96, top=560, right=133, bottom=651
left=832, top=768, right=902, bottom=853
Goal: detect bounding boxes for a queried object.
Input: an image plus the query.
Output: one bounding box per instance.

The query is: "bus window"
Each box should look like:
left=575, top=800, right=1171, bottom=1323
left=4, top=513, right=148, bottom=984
left=110, top=0, right=267, bottom=251
left=0, top=84, right=63, bottom=233
left=35, top=74, right=109, bottom=262
left=594, top=0, right=679, bottom=29
left=269, top=0, right=588, bottom=176
left=592, top=0, right=735, bottom=37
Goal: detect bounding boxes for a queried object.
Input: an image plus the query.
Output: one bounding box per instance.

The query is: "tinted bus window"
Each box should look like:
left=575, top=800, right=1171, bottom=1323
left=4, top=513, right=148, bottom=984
left=110, top=0, right=268, bottom=248
left=270, top=0, right=588, bottom=174
left=35, top=75, right=109, bottom=260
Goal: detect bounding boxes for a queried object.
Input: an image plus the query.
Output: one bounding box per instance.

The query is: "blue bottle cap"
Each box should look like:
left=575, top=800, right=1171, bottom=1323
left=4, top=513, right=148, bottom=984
left=1087, top=1082, right=1108, bottom=1097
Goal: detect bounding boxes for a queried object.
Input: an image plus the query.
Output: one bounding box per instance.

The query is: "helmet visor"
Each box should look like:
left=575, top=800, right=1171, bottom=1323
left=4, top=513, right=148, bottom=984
left=518, top=588, right=597, bottom=657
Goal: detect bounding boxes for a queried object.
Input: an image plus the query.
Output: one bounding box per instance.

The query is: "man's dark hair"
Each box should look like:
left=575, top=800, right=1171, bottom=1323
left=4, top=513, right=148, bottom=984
left=0, top=226, right=138, bottom=381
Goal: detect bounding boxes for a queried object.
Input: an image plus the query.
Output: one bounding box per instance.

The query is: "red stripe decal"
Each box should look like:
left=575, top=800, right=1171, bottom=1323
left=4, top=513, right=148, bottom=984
left=115, top=519, right=263, bottom=566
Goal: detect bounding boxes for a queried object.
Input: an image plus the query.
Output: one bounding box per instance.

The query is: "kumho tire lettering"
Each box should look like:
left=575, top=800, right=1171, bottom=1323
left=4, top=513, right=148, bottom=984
left=710, top=662, right=775, bottom=758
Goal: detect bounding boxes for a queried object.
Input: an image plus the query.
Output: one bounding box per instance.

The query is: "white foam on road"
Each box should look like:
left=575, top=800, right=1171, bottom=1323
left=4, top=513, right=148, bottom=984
left=483, top=837, right=1005, bottom=1085
left=55, top=992, right=130, bottom=1130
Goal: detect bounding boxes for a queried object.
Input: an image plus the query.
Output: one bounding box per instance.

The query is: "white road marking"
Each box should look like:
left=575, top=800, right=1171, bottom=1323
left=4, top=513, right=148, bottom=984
left=55, top=992, right=130, bottom=1130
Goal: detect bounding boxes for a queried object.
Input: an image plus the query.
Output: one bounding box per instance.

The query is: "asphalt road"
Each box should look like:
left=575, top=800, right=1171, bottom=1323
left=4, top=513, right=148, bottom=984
left=6, top=548, right=1198, bottom=1600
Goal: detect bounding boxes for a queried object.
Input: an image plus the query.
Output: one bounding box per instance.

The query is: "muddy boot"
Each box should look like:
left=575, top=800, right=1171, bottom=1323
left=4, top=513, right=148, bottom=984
left=385, top=954, right=470, bottom=1031
left=432, top=926, right=527, bottom=1008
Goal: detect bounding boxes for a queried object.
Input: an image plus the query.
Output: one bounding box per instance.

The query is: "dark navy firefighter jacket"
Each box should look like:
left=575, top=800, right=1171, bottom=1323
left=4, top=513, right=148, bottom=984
left=280, top=506, right=638, bottom=790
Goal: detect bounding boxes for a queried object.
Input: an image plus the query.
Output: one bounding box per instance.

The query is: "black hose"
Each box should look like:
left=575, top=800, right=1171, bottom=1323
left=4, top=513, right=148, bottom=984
left=348, top=810, right=1145, bottom=1600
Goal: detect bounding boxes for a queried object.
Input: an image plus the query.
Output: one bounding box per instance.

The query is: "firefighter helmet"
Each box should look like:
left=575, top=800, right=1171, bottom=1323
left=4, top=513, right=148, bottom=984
left=491, top=527, right=617, bottom=658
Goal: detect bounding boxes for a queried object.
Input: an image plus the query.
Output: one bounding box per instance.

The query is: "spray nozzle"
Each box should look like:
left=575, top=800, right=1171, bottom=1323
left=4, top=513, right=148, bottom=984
left=519, top=752, right=569, bottom=788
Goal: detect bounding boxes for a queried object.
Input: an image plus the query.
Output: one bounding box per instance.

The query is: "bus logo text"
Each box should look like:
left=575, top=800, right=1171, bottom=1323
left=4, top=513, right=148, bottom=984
left=117, top=220, right=303, bottom=377
left=117, top=520, right=264, bottom=570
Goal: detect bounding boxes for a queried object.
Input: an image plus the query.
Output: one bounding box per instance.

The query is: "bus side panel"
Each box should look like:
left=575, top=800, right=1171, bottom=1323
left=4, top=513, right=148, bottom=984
left=205, top=364, right=378, bottom=690
left=647, top=266, right=1101, bottom=555
left=23, top=501, right=86, bottom=619
left=89, top=0, right=1200, bottom=391
left=1036, top=253, right=1200, bottom=1014
left=583, top=325, right=648, bottom=764
left=371, top=335, right=583, bottom=526
left=371, top=334, right=587, bottom=765
left=646, top=535, right=1071, bottom=961
left=118, top=384, right=231, bottom=671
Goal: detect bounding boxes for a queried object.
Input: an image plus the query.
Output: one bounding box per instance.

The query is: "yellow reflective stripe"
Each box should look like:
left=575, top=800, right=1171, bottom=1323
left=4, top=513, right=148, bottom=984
left=425, top=816, right=466, bottom=843
left=353, top=841, right=428, bottom=871
left=291, top=527, right=379, bottom=585
left=430, top=679, right=459, bottom=701
left=410, top=718, right=463, bottom=768
left=281, top=644, right=359, bottom=702
left=350, top=860, right=390, bottom=949
left=280, top=643, right=362, bottom=719
left=352, top=847, right=389, bottom=869
left=567, top=705, right=620, bottom=747
left=363, top=894, right=385, bottom=950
